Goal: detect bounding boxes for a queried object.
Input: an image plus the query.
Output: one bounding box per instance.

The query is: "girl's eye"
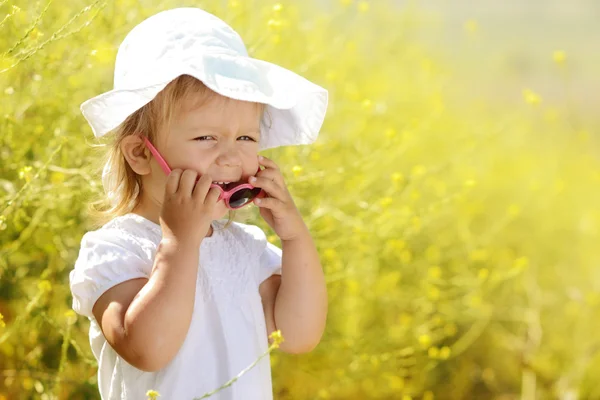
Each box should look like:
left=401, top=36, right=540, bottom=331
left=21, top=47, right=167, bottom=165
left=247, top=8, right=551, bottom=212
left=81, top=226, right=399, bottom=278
left=239, top=136, right=256, bottom=142
left=194, top=136, right=214, bottom=141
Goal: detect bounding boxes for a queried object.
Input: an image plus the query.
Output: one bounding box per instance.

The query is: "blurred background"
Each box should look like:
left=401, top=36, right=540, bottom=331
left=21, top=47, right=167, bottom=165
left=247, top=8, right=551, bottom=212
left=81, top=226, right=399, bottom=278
left=0, top=0, right=599, bottom=399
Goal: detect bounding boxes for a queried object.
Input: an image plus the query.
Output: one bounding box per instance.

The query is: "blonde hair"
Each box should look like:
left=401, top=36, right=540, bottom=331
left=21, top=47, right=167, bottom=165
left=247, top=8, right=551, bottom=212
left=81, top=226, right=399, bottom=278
left=87, top=74, right=267, bottom=230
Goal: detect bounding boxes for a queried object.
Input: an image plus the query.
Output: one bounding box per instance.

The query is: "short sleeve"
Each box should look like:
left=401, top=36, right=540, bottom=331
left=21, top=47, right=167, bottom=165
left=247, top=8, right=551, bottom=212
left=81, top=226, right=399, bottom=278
left=69, top=228, right=152, bottom=319
left=258, top=240, right=282, bottom=284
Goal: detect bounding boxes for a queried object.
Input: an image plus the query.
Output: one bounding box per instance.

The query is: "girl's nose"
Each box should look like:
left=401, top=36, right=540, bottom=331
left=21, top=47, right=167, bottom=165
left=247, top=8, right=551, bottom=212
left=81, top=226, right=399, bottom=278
left=214, top=142, right=242, bottom=168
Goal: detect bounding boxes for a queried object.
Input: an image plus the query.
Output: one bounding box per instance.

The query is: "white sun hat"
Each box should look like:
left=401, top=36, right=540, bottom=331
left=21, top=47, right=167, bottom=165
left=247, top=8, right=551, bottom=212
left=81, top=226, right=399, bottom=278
left=82, top=7, right=328, bottom=206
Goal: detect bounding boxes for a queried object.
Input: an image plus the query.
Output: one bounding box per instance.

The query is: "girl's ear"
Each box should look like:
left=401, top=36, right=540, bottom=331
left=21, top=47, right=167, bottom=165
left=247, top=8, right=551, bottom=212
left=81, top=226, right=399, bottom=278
left=121, top=135, right=152, bottom=175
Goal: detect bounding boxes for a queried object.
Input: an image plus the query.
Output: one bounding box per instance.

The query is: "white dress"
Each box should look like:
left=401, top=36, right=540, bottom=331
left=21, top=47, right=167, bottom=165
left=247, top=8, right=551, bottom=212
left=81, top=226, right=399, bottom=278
left=69, top=213, right=282, bottom=400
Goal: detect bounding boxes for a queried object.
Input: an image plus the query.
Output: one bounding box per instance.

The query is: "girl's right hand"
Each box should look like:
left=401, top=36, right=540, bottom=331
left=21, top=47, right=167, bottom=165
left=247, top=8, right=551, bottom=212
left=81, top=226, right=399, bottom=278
left=159, top=169, right=220, bottom=246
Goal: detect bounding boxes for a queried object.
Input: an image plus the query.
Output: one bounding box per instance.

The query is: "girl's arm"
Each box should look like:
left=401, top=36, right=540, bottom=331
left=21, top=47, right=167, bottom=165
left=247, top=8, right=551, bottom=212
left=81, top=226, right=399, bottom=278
left=92, top=238, right=199, bottom=372
left=269, top=226, right=328, bottom=353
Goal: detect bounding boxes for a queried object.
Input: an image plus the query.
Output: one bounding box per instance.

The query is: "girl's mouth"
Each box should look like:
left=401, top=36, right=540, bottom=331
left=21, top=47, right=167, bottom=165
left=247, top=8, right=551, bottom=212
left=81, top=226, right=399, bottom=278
left=212, top=181, right=243, bottom=191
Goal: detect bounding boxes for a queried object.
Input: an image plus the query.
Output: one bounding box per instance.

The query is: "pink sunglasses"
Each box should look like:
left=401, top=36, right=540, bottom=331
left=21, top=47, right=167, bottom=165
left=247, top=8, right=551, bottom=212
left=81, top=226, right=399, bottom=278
left=142, top=136, right=265, bottom=210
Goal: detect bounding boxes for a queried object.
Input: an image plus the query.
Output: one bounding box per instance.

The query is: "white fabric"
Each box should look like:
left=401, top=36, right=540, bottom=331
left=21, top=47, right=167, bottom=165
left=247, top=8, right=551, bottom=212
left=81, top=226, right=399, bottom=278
left=69, top=213, right=282, bottom=400
left=80, top=7, right=328, bottom=149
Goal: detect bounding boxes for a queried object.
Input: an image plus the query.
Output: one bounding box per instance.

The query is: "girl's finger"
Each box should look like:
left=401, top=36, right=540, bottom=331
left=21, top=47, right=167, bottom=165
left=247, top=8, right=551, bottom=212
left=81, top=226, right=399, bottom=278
left=192, top=173, right=213, bottom=200
left=204, top=185, right=221, bottom=206
left=249, top=176, right=287, bottom=199
left=255, top=168, right=285, bottom=188
left=165, top=169, right=183, bottom=195
left=258, top=155, right=279, bottom=171
left=254, top=196, right=283, bottom=209
left=179, top=169, right=199, bottom=196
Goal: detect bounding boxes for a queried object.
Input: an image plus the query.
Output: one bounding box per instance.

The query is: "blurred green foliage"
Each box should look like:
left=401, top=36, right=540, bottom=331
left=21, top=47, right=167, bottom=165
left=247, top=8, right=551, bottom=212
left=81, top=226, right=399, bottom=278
left=1, top=0, right=599, bottom=399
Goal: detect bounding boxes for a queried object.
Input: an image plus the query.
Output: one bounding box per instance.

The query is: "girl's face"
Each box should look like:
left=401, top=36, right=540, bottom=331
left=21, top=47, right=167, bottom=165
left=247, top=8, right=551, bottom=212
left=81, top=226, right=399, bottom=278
left=146, top=93, right=262, bottom=220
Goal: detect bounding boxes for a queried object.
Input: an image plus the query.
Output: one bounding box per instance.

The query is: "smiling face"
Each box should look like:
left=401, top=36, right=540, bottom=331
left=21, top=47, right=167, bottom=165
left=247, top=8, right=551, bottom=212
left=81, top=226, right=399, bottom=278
left=140, top=92, right=264, bottom=221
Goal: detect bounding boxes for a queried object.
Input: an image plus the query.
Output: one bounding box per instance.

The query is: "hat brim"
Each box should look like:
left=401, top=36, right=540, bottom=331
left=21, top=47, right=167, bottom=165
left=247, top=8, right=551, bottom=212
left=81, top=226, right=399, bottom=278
left=80, top=53, right=328, bottom=151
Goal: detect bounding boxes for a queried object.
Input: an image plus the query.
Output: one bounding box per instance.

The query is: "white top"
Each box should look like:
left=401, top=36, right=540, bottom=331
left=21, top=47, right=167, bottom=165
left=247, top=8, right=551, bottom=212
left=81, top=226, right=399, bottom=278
left=69, top=213, right=282, bottom=400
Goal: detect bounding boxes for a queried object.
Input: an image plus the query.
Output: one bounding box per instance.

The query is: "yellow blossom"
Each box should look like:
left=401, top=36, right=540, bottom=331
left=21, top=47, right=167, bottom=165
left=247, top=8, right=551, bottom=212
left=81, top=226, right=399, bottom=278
left=428, top=346, right=439, bottom=358
left=292, top=165, right=303, bottom=176
left=385, top=128, right=397, bottom=138
left=478, top=268, right=489, bottom=280
left=523, top=89, right=542, bottom=105
left=439, top=346, right=451, bottom=359
left=272, top=3, right=283, bottom=12
left=464, top=19, right=478, bottom=34
left=428, top=266, right=442, bottom=279
left=391, top=172, right=404, bottom=183
left=267, top=19, right=282, bottom=30
left=269, top=330, right=284, bottom=348
left=444, top=323, right=458, bottom=336
left=513, top=256, right=529, bottom=271
left=357, top=1, right=369, bottom=12
left=418, top=334, right=431, bottom=347
left=553, top=50, right=566, bottom=64
left=0, top=313, right=5, bottom=328
left=64, top=310, right=77, bottom=325
left=411, top=165, right=427, bottom=177
left=146, top=390, right=160, bottom=400
left=37, top=280, right=52, bottom=293
left=380, top=197, right=393, bottom=207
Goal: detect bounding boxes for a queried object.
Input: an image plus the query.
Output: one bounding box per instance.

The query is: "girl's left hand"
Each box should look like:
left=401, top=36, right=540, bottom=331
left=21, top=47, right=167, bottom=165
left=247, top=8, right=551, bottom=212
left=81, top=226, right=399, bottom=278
left=249, top=155, right=307, bottom=241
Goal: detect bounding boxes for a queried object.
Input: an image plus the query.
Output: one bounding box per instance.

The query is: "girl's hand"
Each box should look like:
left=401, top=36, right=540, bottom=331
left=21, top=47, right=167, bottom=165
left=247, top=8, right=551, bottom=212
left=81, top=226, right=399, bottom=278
left=160, top=169, right=220, bottom=246
left=249, top=156, right=307, bottom=241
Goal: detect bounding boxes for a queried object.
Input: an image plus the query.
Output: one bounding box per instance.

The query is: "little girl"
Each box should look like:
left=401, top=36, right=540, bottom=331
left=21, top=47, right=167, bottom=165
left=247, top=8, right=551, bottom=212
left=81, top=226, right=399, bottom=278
left=69, top=7, right=328, bottom=400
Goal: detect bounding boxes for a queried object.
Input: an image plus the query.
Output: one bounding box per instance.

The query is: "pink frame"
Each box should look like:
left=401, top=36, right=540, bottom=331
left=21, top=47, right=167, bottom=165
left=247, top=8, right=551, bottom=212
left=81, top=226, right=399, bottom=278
left=141, top=136, right=264, bottom=210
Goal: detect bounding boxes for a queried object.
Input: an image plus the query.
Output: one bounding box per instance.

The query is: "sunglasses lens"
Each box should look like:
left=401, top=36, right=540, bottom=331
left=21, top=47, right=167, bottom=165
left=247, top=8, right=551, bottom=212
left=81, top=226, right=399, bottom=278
left=229, top=187, right=262, bottom=208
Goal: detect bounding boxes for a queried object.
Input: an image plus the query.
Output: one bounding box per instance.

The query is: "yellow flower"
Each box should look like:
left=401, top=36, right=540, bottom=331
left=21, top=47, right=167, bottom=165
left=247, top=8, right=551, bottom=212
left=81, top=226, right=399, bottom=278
left=146, top=390, right=160, bottom=400
left=464, top=19, right=478, bottom=34
left=439, top=346, right=451, bottom=359
left=273, top=3, right=283, bottom=12
left=418, top=334, right=431, bottom=347
left=523, top=89, right=542, bottom=105
left=391, top=172, right=404, bottom=183
left=37, top=280, right=52, bottom=293
left=228, top=0, right=240, bottom=8
left=469, top=249, right=488, bottom=262
left=269, top=330, right=285, bottom=348
left=428, top=266, right=442, bottom=279
left=553, top=50, right=566, bottom=64
left=357, top=1, right=369, bottom=12
left=385, top=128, right=397, bottom=138
left=380, top=197, right=393, bottom=207
left=0, top=313, right=5, bottom=328
left=428, top=346, right=439, bottom=358
left=425, top=246, right=441, bottom=263
left=292, top=165, right=303, bottom=176
left=400, top=250, right=412, bottom=264
left=427, top=286, right=440, bottom=300
left=443, top=323, right=457, bottom=337
left=64, top=310, right=77, bottom=325
left=478, top=268, right=489, bottom=280
left=340, top=0, right=353, bottom=6
left=411, top=165, right=427, bottom=177
left=507, top=204, right=521, bottom=217
left=513, top=256, right=529, bottom=271
left=267, top=19, right=282, bottom=31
